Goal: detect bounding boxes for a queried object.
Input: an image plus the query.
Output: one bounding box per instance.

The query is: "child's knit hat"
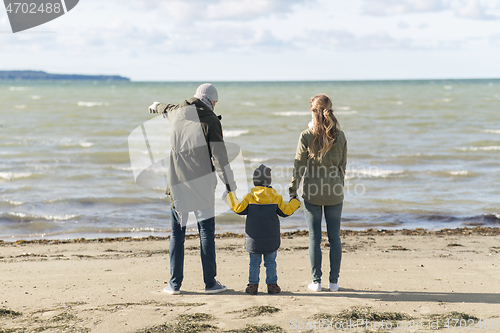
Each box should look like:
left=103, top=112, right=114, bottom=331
left=253, top=164, right=272, bottom=187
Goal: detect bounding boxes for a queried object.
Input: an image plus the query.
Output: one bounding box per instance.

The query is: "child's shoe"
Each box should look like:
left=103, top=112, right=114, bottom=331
left=267, top=284, right=281, bottom=294
left=245, top=284, right=258, bottom=295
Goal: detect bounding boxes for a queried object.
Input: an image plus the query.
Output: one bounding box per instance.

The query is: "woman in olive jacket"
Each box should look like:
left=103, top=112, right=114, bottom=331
left=289, top=93, right=347, bottom=292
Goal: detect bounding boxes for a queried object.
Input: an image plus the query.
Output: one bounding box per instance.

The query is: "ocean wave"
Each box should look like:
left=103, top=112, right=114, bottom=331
left=77, top=101, right=109, bottom=107
left=0, top=172, right=33, bottom=181
left=456, top=146, right=500, bottom=151
left=484, top=129, right=500, bottom=134
left=0, top=212, right=80, bottom=223
left=336, top=106, right=350, bottom=111
left=241, top=102, right=256, bottom=106
left=9, top=87, right=30, bottom=91
left=244, top=157, right=269, bottom=163
left=31, top=95, right=41, bottom=100
left=224, top=129, right=249, bottom=138
left=47, top=196, right=157, bottom=206
left=1, top=200, right=24, bottom=206
left=443, top=85, right=453, bottom=90
left=346, top=168, right=406, bottom=179
left=448, top=170, right=473, bottom=176
left=273, top=111, right=310, bottom=117
left=59, top=140, right=95, bottom=148
left=336, top=110, right=358, bottom=115
left=461, top=214, right=500, bottom=225
left=14, top=105, right=26, bottom=109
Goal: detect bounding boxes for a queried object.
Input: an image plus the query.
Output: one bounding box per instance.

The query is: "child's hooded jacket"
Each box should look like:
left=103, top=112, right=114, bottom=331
left=227, top=188, right=300, bottom=254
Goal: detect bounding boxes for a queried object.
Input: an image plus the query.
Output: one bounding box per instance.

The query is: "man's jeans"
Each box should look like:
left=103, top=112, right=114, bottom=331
left=304, top=201, right=343, bottom=284
left=169, top=207, right=217, bottom=290
left=248, top=251, right=277, bottom=285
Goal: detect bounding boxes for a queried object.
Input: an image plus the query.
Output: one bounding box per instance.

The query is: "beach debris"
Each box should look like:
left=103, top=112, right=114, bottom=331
left=228, top=305, right=280, bottom=318
left=1, top=227, right=499, bottom=247
left=313, top=306, right=412, bottom=322
left=226, top=324, right=283, bottom=333
left=136, top=312, right=216, bottom=333
left=387, top=245, right=409, bottom=251
left=0, top=308, right=22, bottom=317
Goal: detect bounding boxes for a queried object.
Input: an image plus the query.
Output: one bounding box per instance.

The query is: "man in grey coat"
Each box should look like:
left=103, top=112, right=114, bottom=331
left=149, top=83, right=237, bottom=294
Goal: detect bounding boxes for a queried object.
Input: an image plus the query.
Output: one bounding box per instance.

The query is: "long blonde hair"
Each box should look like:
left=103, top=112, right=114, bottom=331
left=309, top=93, right=340, bottom=161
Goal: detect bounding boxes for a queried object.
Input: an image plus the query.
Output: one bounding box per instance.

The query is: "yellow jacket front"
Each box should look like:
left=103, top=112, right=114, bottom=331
left=227, top=187, right=300, bottom=254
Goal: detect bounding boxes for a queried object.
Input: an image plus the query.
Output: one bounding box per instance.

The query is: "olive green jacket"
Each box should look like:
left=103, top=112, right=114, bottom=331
left=289, top=129, right=347, bottom=206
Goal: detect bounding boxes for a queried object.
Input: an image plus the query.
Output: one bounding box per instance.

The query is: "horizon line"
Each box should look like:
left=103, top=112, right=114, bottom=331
left=130, top=77, right=500, bottom=83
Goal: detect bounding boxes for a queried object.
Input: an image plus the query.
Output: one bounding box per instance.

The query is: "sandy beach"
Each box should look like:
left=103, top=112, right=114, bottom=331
left=1, top=227, right=499, bottom=332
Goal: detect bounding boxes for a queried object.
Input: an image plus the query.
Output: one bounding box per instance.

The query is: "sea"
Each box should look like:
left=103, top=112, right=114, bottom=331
left=1, top=80, right=499, bottom=240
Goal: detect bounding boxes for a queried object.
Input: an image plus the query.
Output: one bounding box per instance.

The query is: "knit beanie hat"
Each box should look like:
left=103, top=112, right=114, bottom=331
left=194, top=83, right=218, bottom=103
left=253, top=164, right=272, bottom=187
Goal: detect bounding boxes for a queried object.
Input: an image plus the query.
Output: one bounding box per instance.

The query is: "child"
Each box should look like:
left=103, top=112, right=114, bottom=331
left=226, top=164, right=300, bottom=294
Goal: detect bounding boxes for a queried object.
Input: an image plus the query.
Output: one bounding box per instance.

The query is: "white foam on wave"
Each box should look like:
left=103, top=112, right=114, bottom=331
left=346, top=168, right=405, bottom=179
left=5, top=212, right=79, bottom=221
left=336, top=106, right=350, bottom=111
left=80, top=142, right=94, bottom=148
left=3, top=200, right=24, bottom=206
left=31, top=95, right=41, bottom=100
left=224, top=129, right=249, bottom=137
left=245, top=157, right=268, bottom=163
left=274, top=111, right=310, bottom=117
left=9, top=87, right=30, bottom=91
left=449, top=170, right=470, bottom=176
left=444, top=85, right=453, bottom=90
left=336, top=110, right=358, bottom=115
left=241, top=102, right=256, bottom=106
left=42, top=214, right=80, bottom=221
left=457, top=146, right=500, bottom=151
left=59, top=139, right=95, bottom=148
left=0, top=172, right=33, bottom=181
left=77, top=101, right=109, bottom=107
left=14, top=105, right=26, bottom=109
left=484, top=129, right=500, bottom=134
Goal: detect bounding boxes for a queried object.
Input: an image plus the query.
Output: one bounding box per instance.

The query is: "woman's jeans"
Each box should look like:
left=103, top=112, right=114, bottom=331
left=248, top=251, right=277, bottom=285
left=304, top=201, right=343, bottom=284
left=169, top=208, right=217, bottom=290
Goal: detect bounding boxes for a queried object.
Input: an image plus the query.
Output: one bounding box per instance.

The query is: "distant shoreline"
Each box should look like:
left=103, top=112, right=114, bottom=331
left=0, top=70, right=130, bottom=81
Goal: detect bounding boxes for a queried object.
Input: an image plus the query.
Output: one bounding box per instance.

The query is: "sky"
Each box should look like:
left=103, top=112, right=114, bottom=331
left=1, top=0, right=500, bottom=81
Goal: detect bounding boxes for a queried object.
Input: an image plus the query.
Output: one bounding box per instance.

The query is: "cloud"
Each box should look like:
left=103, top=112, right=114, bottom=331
left=361, top=0, right=499, bottom=20
left=398, top=21, right=410, bottom=29
left=298, top=29, right=464, bottom=51
left=299, top=30, right=411, bottom=50
left=490, top=34, right=500, bottom=46
left=362, top=0, right=450, bottom=16
left=158, top=0, right=312, bottom=22
left=455, top=0, right=498, bottom=20
left=157, top=25, right=289, bottom=53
